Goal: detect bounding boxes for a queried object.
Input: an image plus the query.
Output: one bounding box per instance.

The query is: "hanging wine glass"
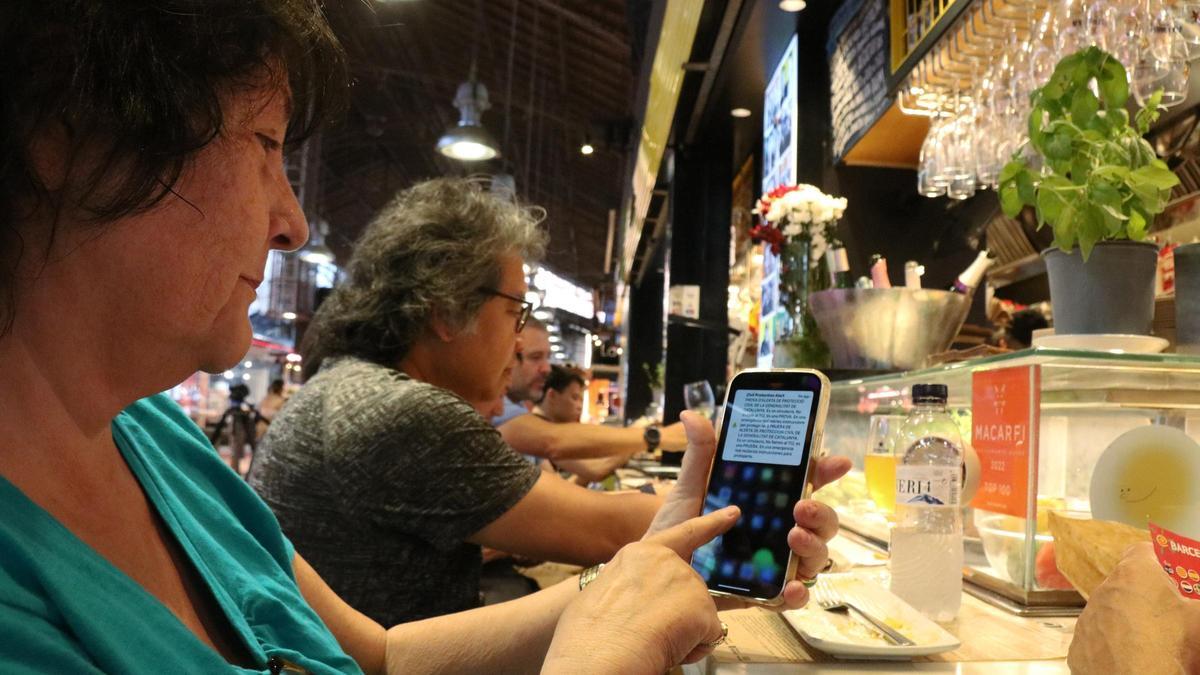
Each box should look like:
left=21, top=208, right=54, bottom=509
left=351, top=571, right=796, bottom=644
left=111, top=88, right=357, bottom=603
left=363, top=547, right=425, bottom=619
left=1175, top=1, right=1200, bottom=60
left=917, top=121, right=947, bottom=197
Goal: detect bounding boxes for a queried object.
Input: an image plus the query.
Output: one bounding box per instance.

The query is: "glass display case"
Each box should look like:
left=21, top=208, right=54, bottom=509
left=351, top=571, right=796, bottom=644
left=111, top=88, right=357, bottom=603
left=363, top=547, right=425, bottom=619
left=814, top=348, right=1200, bottom=614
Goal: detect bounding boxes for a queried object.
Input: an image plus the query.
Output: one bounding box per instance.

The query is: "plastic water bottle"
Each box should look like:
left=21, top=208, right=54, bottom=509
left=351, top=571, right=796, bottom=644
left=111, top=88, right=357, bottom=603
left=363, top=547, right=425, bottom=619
left=889, top=383, right=963, bottom=622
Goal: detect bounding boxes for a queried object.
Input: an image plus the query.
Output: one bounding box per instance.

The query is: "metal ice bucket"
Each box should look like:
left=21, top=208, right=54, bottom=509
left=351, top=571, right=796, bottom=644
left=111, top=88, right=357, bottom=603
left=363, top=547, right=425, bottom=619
left=809, top=288, right=972, bottom=371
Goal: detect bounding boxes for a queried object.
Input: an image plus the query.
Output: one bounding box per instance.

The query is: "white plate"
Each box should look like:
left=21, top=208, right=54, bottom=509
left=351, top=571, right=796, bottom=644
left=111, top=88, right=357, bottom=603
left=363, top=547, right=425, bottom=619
left=1090, top=425, right=1200, bottom=534
left=1032, top=333, right=1169, bottom=354
left=782, top=573, right=960, bottom=660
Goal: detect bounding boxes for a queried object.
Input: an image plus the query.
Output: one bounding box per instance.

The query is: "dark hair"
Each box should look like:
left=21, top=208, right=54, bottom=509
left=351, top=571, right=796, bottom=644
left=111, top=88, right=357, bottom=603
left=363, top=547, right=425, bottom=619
left=302, top=178, right=547, bottom=379
left=544, top=365, right=586, bottom=396
left=0, top=0, right=348, bottom=333
left=269, top=378, right=285, bottom=395
left=1009, top=309, right=1049, bottom=348
left=229, top=384, right=251, bottom=402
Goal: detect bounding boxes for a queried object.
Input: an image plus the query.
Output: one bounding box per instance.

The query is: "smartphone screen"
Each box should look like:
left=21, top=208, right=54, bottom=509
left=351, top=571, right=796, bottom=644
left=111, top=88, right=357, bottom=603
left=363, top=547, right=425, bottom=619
left=690, top=370, right=825, bottom=602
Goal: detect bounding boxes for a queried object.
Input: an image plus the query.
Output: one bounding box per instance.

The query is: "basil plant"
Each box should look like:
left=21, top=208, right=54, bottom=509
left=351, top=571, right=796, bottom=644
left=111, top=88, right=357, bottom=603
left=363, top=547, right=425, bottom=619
left=998, top=47, right=1180, bottom=260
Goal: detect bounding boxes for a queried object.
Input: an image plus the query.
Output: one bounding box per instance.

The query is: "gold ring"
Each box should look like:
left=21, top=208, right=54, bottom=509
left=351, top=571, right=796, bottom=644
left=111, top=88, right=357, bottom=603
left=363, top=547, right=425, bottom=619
left=700, top=621, right=729, bottom=649
left=799, top=558, right=835, bottom=587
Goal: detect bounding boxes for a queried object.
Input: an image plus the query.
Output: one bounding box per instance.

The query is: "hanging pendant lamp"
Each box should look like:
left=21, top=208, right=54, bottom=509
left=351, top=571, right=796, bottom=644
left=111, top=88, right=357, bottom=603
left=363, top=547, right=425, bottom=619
left=437, top=62, right=500, bottom=162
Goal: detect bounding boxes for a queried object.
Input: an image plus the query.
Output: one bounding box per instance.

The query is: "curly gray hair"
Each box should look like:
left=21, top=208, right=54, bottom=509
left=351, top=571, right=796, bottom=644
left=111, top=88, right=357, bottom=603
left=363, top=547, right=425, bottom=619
left=303, top=178, right=547, bottom=376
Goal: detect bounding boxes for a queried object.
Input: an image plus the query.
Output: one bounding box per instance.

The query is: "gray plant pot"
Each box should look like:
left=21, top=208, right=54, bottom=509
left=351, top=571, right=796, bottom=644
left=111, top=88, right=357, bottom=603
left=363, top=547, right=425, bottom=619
left=1174, top=243, right=1200, bottom=353
left=1042, top=241, right=1158, bottom=335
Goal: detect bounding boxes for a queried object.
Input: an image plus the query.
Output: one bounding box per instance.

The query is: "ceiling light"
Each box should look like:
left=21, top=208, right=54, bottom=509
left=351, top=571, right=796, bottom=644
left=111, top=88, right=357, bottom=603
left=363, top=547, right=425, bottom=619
left=286, top=353, right=303, bottom=362
left=731, top=107, right=752, bottom=118
left=300, top=218, right=336, bottom=265
left=242, top=373, right=251, bottom=381
left=282, top=311, right=297, bottom=321
left=437, top=76, right=499, bottom=161
left=580, top=143, right=594, bottom=155
left=223, top=371, right=234, bottom=379
left=549, top=335, right=562, bottom=343
left=244, top=361, right=253, bottom=368
left=779, top=0, right=806, bottom=10
left=301, top=245, right=334, bottom=265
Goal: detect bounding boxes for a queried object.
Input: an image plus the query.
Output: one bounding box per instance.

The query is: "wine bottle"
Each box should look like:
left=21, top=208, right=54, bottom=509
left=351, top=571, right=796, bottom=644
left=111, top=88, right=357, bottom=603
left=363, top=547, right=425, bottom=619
left=948, top=251, right=993, bottom=294
left=870, top=254, right=892, bottom=289
left=827, top=245, right=853, bottom=289
left=904, top=261, right=925, bottom=289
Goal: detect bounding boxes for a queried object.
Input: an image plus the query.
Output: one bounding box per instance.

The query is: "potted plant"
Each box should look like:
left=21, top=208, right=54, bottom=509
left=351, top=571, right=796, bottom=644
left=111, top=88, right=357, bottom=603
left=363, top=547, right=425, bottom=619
left=999, top=47, right=1179, bottom=336
left=751, top=184, right=848, bottom=366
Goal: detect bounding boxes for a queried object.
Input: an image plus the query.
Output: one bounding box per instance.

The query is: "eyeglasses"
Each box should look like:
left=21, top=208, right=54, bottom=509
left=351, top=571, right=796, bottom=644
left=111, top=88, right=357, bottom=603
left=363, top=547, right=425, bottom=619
left=477, top=287, right=534, bottom=332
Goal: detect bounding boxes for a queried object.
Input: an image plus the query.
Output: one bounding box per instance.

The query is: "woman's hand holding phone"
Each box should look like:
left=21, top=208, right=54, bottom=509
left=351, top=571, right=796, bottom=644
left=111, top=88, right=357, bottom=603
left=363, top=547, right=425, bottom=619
left=644, top=411, right=851, bottom=610
left=545, top=503, right=741, bottom=673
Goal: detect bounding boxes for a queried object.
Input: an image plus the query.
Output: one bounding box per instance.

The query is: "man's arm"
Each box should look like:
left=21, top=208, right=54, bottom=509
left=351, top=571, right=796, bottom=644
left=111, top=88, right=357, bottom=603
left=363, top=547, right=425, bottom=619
left=467, top=471, right=662, bottom=565
left=498, top=414, right=686, bottom=462
left=549, top=455, right=627, bottom=483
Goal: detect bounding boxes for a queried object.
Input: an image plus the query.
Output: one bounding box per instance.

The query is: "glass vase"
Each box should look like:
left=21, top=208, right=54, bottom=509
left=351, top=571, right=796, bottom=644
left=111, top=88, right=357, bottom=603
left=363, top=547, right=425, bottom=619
left=774, top=237, right=831, bottom=368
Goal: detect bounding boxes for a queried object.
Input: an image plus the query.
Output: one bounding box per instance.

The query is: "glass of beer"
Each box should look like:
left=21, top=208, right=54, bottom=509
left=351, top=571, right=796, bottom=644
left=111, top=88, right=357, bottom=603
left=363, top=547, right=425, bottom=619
left=864, top=414, right=901, bottom=514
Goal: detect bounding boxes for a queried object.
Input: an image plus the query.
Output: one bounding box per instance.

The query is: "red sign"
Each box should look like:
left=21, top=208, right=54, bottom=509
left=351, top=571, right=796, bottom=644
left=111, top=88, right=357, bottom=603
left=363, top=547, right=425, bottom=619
left=1150, top=522, right=1200, bottom=599
left=970, top=366, right=1040, bottom=518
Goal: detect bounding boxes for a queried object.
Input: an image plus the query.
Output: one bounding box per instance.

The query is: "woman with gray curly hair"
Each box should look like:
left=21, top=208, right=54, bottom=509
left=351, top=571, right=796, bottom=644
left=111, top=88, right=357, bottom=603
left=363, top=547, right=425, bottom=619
left=251, top=178, right=666, bottom=625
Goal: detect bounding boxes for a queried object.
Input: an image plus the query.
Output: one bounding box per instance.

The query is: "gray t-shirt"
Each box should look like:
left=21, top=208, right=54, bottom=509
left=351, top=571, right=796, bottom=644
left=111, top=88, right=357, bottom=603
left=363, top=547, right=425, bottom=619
left=249, top=356, right=541, bottom=624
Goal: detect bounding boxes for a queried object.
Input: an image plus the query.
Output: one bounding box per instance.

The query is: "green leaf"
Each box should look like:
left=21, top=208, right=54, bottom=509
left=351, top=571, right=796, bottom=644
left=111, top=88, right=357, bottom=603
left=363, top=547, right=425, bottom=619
left=999, top=159, right=1026, bottom=186
left=1136, top=89, right=1165, bottom=134
left=1097, top=56, right=1130, bottom=109
left=1089, top=181, right=1123, bottom=208
left=1070, top=88, right=1099, bottom=127
left=1045, top=129, right=1075, bottom=160
left=1077, top=206, right=1107, bottom=260
left=1017, top=169, right=1037, bottom=204
left=1130, top=163, right=1181, bottom=191
left=1092, top=165, right=1130, bottom=181
left=1053, top=201, right=1079, bottom=249
left=1128, top=209, right=1148, bottom=240
left=1036, top=178, right=1072, bottom=224
left=1029, top=106, right=1048, bottom=148
left=1000, top=181, right=1025, bottom=217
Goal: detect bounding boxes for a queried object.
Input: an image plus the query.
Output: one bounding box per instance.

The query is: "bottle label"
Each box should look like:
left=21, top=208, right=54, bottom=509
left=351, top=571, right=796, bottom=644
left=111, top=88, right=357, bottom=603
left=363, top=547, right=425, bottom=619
left=896, top=465, right=959, bottom=506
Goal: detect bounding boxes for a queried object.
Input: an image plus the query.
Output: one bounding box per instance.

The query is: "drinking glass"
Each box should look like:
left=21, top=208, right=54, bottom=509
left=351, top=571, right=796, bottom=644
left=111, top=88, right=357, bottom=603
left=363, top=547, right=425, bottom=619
left=1176, top=2, right=1200, bottom=59
left=683, top=380, right=716, bottom=422
left=864, top=415, right=902, bottom=514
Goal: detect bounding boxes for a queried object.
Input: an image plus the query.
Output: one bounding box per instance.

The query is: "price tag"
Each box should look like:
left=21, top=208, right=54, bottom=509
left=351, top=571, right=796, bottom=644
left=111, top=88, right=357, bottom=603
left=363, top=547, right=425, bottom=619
left=1150, top=522, right=1200, bottom=599
left=970, top=366, right=1039, bottom=518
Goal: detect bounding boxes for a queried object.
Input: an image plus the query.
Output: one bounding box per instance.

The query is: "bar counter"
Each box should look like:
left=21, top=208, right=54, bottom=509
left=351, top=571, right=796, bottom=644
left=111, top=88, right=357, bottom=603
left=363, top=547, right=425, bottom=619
left=686, top=531, right=1073, bottom=674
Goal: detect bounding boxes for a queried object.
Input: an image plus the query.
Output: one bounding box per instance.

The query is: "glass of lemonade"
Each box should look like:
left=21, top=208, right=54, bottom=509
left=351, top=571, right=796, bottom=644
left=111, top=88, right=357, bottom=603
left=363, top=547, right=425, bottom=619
left=864, top=414, right=901, bottom=514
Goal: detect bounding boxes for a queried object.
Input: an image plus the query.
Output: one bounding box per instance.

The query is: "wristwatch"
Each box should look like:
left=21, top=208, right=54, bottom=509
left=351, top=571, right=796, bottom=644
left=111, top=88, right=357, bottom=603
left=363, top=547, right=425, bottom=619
left=643, top=425, right=661, bottom=452
left=579, top=563, right=605, bottom=591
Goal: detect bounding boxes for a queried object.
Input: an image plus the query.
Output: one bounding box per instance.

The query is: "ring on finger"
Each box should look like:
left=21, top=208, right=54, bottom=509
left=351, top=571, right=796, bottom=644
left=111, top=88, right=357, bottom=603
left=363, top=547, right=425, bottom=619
left=799, top=558, right=835, bottom=587
left=700, top=621, right=729, bottom=649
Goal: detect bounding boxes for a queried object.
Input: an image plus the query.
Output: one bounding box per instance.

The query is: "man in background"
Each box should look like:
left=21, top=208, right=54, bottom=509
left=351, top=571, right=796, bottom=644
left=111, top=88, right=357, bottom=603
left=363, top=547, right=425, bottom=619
left=531, top=366, right=630, bottom=484
left=491, top=319, right=551, bottom=427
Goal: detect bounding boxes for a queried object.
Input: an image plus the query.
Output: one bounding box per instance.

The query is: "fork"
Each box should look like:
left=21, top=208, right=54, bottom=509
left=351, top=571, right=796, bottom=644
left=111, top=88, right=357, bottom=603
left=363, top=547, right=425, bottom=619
left=811, top=581, right=917, bottom=647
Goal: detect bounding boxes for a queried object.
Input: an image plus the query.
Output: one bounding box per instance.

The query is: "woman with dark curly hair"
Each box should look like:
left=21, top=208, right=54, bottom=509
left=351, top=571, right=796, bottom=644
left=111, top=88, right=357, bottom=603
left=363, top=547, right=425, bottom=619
left=0, top=2, right=847, bottom=673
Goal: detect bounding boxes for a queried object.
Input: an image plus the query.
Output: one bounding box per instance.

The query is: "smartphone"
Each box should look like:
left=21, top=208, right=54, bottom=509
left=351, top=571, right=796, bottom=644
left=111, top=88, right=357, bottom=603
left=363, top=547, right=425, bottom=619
left=689, top=368, right=830, bottom=605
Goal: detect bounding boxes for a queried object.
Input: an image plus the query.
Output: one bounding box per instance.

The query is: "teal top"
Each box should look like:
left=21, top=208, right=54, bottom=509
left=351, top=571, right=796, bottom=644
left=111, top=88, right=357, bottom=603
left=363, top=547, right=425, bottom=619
left=0, top=394, right=363, bottom=674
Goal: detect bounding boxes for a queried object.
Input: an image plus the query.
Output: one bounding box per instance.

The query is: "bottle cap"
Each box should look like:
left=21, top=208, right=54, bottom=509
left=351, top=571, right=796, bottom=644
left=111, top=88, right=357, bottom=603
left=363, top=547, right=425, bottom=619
left=911, top=383, right=948, bottom=403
